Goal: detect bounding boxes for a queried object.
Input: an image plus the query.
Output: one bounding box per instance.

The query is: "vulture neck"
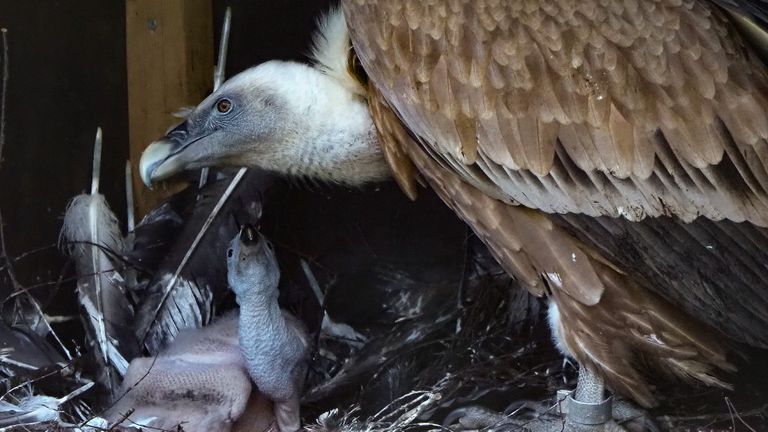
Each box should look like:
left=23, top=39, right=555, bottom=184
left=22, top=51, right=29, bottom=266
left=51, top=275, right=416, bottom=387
left=262, top=64, right=390, bottom=185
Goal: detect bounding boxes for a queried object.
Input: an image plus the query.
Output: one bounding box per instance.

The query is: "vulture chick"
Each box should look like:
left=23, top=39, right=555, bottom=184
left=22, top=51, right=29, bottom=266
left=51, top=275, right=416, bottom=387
left=227, top=225, right=309, bottom=432
left=107, top=312, right=297, bottom=432
left=107, top=313, right=255, bottom=432
left=140, top=2, right=768, bottom=430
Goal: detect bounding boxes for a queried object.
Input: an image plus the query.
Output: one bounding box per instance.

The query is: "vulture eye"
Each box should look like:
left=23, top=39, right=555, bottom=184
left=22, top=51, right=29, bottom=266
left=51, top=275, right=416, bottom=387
left=227, top=248, right=234, bottom=258
left=266, top=242, right=274, bottom=251
left=216, top=98, right=232, bottom=114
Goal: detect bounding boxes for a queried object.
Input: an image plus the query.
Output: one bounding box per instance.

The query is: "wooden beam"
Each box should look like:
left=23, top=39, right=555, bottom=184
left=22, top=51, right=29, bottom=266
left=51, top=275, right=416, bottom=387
left=125, top=0, right=213, bottom=218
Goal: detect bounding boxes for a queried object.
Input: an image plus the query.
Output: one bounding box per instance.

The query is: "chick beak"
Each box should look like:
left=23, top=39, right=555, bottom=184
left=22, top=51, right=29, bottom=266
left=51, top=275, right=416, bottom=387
left=240, top=224, right=259, bottom=245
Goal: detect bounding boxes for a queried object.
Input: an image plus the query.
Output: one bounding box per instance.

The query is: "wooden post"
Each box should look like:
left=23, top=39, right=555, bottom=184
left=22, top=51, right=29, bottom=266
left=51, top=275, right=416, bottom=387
left=125, top=0, right=213, bottom=217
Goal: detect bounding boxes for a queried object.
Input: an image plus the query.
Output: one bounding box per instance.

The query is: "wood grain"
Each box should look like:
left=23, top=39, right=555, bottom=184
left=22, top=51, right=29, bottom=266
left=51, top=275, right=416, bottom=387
left=125, top=0, right=213, bottom=217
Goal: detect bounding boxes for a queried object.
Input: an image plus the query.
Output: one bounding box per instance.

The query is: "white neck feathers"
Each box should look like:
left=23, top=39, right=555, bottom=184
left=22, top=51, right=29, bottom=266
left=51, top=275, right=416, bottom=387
left=310, top=7, right=366, bottom=98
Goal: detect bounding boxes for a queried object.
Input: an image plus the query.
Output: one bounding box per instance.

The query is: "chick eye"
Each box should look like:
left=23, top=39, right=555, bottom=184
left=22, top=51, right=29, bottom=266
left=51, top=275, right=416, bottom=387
left=216, top=98, right=232, bottom=114
left=227, top=248, right=233, bottom=258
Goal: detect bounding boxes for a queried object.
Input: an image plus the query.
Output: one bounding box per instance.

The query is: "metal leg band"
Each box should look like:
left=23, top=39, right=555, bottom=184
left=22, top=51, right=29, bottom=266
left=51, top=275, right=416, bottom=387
left=556, top=389, right=613, bottom=425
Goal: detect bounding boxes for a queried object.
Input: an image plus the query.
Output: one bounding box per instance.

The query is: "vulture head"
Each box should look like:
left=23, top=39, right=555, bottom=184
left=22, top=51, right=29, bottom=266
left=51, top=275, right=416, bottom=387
left=140, top=11, right=389, bottom=188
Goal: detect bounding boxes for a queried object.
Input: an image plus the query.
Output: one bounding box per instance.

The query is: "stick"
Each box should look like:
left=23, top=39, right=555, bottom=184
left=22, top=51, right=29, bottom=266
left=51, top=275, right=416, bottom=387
left=198, top=6, right=233, bottom=190
left=213, top=7, right=232, bottom=91
left=88, top=128, right=110, bottom=370
left=125, top=161, right=135, bottom=232
left=0, top=28, right=8, bottom=168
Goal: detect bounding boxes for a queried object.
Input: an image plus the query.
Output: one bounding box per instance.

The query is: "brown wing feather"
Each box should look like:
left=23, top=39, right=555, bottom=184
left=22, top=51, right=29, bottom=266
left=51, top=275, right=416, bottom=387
left=344, top=0, right=768, bottom=226
left=368, top=86, right=733, bottom=407
left=368, top=80, right=421, bottom=201
left=554, top=213, right=768, bottom=349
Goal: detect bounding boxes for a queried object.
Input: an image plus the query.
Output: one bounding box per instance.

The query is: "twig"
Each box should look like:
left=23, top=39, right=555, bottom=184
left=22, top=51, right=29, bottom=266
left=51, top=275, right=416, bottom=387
left=0, top=360, right=73, bottom=401
left=1, top=275, right=80, bottom=301
left=725, top=397, right=759, bottom=432
left=87, top=354, right=159, bottom=426
left=198, top=6, right=232, bottom=190
left=104, top=407, right=134, bottom=431
left=90, top=129, right=108, bottom=350
left=0, top=28, right=8, bottom=168
left=0, top=211, right=73, bottom=360
left=658, top=402, right=768, bottom=424
left=58, top=381, right=95, bottom=405
left=125, top=160, right=135, bottom=232
left=213, top=7, right=232, bottom=91
left=0, top=243, right=56, bottom=273
left=0, top=211, right=21, bottom=292
left=301, top=259, right=324, bottom=305
left=0, top=352, right=38, bottom=370
left=300, top=258, right=327, bottom=392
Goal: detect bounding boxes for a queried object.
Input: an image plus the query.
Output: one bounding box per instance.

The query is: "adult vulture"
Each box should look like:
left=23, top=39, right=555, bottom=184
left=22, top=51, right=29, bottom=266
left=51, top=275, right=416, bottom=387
left=140, top=1, right=768, bottom=429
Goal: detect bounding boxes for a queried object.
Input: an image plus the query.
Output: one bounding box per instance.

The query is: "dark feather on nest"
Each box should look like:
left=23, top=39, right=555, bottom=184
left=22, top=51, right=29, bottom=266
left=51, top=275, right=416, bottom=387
left=132, top=170, right=274, bottom=354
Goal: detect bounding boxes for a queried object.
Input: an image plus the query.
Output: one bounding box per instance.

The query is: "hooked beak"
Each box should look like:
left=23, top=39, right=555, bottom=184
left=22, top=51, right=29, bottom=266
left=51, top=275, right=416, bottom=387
left=139, top=121, right=210, bottom=187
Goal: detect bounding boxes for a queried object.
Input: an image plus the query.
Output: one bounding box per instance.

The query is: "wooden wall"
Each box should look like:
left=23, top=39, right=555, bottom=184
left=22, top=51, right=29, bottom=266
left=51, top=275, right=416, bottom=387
left=125, top=0, right=213, bottom=217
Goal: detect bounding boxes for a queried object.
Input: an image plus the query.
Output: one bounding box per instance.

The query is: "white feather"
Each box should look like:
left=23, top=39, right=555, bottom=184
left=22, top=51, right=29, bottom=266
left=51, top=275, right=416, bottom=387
left=310, top=7, right=365, bottom=97
left=547, top=302, right=571, bottom=357
left=60, top=128, right=134, bottom=390
left=60, top=193, right=132, bottom=387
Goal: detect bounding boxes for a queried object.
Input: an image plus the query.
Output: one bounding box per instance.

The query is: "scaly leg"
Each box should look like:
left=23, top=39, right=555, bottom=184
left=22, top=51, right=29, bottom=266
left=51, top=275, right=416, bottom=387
left=443, top=366, right=656, bottom=431
left=561, top=367, right=622, bottom=432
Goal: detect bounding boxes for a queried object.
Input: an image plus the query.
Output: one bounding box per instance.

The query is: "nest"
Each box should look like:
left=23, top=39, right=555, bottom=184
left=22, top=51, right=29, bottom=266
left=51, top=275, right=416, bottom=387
left=2, top=170, right=767, bottom=432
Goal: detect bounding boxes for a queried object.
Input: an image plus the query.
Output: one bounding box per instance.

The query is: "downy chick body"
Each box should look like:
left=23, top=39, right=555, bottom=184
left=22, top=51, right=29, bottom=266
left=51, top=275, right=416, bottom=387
left=227, top=225, right=309, bottom=432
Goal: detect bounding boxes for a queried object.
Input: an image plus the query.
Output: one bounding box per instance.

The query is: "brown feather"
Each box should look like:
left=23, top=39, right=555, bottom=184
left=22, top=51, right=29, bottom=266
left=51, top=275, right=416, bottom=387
left=367, top=86, right=733, bottom=406
left=367, top=80, right=420, bottom=200
left=344, top=0, right=755, bottom=406
left=345, top=0, right=768, bottom=225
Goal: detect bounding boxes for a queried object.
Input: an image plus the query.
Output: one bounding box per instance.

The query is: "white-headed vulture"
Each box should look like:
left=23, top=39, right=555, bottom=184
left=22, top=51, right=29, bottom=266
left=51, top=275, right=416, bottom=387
left=139, top=1, right=768, bottom=428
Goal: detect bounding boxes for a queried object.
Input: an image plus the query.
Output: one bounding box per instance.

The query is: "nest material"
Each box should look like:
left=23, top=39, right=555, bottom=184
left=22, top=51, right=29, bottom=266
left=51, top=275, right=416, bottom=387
left=2, top=175, right=768, bottom=431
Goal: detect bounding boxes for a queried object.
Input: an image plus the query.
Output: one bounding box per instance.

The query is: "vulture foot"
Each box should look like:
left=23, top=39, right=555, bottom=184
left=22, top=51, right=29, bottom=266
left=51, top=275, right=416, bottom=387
left=442, top=401, right=654, bottom=432
left=443, top=367, right=657, bottom=432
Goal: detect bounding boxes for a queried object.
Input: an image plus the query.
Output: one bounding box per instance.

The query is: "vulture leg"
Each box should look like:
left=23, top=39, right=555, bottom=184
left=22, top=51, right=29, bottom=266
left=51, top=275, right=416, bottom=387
left=561, top=367, right=652, bottom=431
left=442, top=363, right=656, bottom=431
left=566, top=366, right=612, bottom=426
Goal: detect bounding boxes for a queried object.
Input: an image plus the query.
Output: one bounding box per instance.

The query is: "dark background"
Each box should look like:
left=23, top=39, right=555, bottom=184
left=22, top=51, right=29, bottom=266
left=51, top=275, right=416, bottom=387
left=0, top=0, right=331, bottom=303
left=0, top=2, right=128, bottom=295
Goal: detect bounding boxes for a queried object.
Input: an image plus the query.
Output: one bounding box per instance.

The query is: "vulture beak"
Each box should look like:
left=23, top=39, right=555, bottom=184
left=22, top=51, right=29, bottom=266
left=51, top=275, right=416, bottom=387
left=240, top=224, right=259, bottom=245
left=139, top=121, right=211, bottom=187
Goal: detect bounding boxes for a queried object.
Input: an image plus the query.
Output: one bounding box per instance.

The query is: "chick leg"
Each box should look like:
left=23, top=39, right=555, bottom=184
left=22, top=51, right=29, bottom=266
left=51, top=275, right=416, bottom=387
left=274, top=394, right=301, bottom=432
